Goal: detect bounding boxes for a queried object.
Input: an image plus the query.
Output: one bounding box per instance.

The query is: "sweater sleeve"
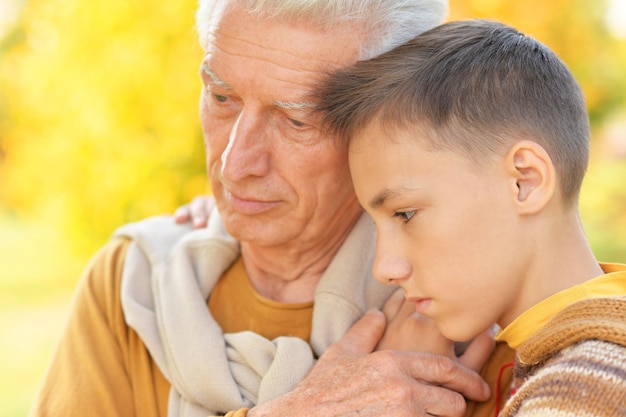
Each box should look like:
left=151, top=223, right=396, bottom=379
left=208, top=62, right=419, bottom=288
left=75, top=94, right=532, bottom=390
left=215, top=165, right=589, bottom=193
left=28, top=237, right=164, bottom=417
left=503, top=339, right=626, bottom=416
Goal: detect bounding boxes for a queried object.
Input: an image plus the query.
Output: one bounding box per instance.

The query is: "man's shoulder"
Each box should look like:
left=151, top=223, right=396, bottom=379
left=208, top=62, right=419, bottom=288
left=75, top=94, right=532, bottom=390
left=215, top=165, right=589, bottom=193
left=111, top=215, right=195, bottom=267
left=112, top=212, right=239, bottom=269
left=114, top=215, right=193, bottom=242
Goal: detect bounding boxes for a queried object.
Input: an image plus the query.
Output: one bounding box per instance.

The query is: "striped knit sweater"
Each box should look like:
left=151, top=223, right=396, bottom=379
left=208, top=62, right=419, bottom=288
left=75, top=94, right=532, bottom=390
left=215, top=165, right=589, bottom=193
left=500, top=296, right=626, bottom=416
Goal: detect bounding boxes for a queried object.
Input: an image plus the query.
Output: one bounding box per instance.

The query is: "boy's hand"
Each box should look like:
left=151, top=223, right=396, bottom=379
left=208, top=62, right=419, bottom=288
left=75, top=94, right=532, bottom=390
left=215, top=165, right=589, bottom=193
left=173, top=195, right=215, bottom=228
left=377, top=289, right=456, bottom=358
left=377, top=289, right=494, bottom=373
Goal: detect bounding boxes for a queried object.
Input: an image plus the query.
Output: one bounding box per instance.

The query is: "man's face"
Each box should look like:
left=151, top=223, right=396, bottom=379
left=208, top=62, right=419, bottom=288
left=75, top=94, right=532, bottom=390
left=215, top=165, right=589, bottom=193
left=349, top=122, right=529, bottom=342
left=199, top=3, right=363, bottom=249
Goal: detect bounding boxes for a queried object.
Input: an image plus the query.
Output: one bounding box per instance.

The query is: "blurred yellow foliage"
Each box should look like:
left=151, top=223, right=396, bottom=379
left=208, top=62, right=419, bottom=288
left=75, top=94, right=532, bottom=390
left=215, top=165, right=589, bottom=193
left=1, top=0, right=626, bottom=258
left=1, top=0, right=207, bottom=256
left=0, top=0, right=625, bottom=415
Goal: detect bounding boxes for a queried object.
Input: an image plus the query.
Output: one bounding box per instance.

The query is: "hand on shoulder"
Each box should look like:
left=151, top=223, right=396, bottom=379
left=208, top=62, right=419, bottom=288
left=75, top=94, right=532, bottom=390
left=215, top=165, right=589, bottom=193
left=173, top=195, right=215, bottom=228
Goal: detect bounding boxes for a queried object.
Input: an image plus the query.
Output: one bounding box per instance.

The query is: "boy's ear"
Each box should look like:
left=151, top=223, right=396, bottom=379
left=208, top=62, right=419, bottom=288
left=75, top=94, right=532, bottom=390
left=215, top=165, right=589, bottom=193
left=504, top=140, right=556, bottom=214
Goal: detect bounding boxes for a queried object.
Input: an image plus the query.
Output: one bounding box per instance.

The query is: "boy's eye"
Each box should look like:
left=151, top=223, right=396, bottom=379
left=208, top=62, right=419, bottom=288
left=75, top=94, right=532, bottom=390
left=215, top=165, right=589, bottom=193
left=393, top=210, right=416, bottom=223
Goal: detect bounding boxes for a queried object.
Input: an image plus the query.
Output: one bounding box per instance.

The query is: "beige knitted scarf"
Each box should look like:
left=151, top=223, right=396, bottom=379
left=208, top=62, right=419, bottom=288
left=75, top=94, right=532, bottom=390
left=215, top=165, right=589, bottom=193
left=115, top=210, right=394, bottom=417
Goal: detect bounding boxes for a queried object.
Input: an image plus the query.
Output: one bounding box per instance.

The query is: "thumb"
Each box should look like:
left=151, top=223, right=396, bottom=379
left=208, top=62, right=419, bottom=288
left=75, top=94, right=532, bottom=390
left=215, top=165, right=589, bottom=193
left=334, top=309, right=387, bottom=356
left=458, top=328, right=495, bottom=372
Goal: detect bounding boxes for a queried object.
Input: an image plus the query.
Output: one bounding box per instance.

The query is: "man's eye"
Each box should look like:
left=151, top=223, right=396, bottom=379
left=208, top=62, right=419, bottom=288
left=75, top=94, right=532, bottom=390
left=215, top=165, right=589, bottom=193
left=213, top=94, right=229, bottom=103
left=393, top=210, right=416, bottom=223
left=289, top=118, right=306, bottom=128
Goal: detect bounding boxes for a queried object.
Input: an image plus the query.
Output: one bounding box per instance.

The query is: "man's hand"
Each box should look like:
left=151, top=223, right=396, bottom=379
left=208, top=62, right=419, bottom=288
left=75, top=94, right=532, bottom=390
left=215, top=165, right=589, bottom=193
left=249, top=310, right=490, bottom=417
left=173, top=195, right=214, bottom=228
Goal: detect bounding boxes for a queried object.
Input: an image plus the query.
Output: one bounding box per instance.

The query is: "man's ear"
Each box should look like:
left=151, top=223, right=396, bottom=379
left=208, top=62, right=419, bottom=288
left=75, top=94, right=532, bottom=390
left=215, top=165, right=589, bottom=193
left=504, top=140, right=556, bottom=214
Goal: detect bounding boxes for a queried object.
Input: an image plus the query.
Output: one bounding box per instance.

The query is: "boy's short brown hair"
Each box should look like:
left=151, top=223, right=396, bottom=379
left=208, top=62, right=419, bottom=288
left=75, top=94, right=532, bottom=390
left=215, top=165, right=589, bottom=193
left=315, top=19, right=590, bottom=204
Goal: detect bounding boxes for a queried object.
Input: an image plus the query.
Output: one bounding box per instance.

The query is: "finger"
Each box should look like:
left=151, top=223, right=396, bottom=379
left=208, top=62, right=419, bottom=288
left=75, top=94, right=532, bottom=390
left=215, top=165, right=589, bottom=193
left=173, top=204, right=191, bottom=224
left=412, top=384, right=468, bottom=417
left=331, top=309, right=386, bottom=357
left=189, top=196, right=212, bottom=228
left=406, top=353, right=490, bottom=402
left=458, top=328, right=495, bottom=372
left=381, top=288, right=405, bottom=320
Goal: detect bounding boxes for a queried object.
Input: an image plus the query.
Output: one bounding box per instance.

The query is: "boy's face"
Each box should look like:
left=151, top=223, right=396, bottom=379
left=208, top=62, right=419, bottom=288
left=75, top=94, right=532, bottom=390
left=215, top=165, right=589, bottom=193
left=349, top=122, right=528, bottom=342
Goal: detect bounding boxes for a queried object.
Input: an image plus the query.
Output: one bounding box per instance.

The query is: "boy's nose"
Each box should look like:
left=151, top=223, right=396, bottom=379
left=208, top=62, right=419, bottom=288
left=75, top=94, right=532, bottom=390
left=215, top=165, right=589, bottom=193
left=372, top=235, right=412, bottom=286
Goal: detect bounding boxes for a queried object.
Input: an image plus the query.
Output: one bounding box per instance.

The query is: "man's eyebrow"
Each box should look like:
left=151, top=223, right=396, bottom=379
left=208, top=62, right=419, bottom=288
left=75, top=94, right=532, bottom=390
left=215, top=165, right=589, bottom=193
left=273, top=100, right=316, bottom=111
left=200, top=64, right=314, bottom=110
left=200, top=64, right=232, bottom=90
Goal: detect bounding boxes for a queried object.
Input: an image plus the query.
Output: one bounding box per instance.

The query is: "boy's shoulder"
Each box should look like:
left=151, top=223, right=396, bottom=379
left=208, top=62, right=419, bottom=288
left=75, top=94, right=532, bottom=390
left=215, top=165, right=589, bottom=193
left=504, top=337, right=626, bottom=416
left=518, top=295, right=626, bottom=363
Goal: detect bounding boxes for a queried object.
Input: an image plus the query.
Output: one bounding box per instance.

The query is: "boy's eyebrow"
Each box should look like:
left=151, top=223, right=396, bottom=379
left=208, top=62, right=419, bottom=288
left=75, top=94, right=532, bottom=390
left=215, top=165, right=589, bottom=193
left=369, top=186, right=418, bottom=209
left=369, top=188, right=400, bottom=209
left=200, top=64, right=232, bottom=90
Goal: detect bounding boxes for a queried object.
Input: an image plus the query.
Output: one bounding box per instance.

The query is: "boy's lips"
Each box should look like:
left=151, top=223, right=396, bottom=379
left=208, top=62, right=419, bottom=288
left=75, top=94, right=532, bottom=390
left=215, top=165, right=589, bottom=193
left=408, top=297, right=432, bottom=314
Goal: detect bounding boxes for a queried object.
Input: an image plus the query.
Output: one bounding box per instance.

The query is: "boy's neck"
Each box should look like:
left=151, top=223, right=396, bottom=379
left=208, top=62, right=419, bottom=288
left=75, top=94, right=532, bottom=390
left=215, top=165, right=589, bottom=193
left=501, top=210, right=603, bottom=328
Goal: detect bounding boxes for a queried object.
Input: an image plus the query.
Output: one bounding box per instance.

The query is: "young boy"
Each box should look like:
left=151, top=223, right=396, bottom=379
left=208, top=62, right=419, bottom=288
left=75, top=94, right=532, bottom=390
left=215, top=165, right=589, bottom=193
left=315, top=19, right=626, bottom=416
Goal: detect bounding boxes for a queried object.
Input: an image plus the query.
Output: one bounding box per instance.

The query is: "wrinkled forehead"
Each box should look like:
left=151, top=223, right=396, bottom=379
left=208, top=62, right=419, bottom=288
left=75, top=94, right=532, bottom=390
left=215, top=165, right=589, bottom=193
left=205, top=1, right=364, bottom=64
left=200, top=1, right=366, bottom=105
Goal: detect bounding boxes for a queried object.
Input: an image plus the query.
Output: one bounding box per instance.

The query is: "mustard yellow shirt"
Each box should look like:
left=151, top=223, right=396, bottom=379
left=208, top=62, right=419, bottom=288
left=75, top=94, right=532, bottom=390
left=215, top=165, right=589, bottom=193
left=30, top=237, right=513, bottom=417
left=497, top=263, right=626, bottom=349
left=209, top=256, right=314, bottom=341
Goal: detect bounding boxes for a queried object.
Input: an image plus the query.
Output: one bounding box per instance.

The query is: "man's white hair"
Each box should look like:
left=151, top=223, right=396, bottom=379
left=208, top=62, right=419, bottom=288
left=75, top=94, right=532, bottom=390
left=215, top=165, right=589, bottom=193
left=196, top=0, right=448, bottom=60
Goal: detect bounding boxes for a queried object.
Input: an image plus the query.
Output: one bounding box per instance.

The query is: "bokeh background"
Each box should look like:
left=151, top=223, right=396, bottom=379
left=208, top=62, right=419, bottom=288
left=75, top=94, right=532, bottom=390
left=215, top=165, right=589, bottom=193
left=1, top=0, right=625, bottom=415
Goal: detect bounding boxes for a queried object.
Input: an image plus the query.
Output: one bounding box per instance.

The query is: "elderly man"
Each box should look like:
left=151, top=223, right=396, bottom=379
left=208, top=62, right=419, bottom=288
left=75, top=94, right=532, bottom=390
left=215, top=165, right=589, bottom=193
left=30, top=1, right=513, bottom=417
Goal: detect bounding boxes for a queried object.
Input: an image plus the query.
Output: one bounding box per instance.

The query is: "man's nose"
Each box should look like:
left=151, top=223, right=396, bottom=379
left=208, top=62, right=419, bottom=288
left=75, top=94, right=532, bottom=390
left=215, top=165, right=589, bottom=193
left=221, top=110, right=271, bottom=181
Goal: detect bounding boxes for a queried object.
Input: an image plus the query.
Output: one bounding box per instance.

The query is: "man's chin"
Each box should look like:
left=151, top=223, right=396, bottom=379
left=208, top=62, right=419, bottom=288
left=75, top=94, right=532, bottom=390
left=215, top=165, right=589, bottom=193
left=222, top=212, right=299, bottom=247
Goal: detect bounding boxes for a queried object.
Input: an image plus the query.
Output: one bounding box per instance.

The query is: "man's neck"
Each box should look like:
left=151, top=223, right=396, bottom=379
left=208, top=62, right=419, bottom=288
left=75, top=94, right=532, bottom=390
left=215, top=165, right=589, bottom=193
left=240, top=214, right=361, bottom=303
